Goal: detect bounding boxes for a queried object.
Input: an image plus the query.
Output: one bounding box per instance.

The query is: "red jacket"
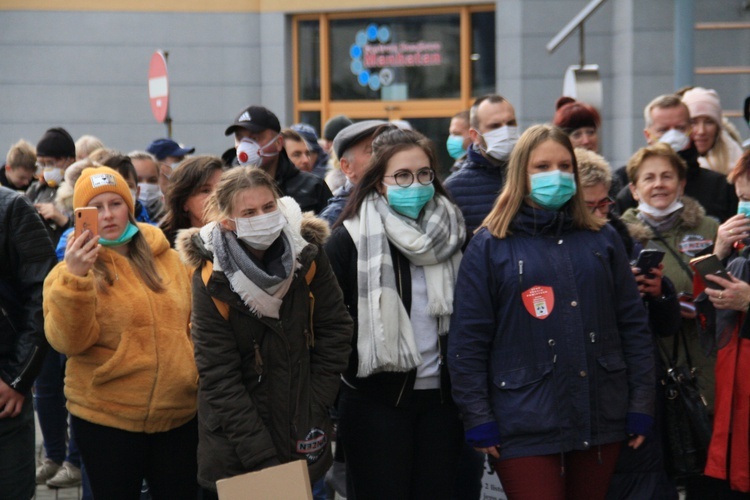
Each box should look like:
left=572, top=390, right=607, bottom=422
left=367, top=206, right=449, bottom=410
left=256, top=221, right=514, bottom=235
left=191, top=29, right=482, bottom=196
left=705, top=318, right=750, bottom=492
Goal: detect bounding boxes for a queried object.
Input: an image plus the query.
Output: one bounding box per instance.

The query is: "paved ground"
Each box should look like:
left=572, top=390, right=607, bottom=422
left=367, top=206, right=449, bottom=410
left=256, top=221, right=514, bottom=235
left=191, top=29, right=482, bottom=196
left=33, top=412, right=81, bottom=500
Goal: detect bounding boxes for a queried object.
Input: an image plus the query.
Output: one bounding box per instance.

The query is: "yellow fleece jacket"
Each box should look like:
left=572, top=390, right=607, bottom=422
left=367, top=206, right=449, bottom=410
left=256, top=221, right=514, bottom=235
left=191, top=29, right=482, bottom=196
left=43, top=223, right=197, bottom=433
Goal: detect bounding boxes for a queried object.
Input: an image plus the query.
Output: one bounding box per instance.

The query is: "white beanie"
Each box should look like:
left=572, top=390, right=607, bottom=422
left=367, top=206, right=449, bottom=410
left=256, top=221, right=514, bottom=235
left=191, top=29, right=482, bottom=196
left=682, top=87, right=723, bottom=126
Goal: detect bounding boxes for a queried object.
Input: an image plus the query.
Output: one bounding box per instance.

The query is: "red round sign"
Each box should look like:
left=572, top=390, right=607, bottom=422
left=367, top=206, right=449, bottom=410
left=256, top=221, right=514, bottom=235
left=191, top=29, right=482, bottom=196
left=148, top=50, right=169, bottom=123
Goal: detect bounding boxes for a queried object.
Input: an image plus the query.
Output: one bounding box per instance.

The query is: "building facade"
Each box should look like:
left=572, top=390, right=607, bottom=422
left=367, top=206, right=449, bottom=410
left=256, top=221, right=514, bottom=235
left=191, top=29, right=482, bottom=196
left=0, top=0, right=747, bottom=168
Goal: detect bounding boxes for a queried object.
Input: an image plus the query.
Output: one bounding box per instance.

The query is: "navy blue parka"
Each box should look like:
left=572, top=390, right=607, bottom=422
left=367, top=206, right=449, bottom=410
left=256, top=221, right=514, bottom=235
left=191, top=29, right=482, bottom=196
left=448, top=204, right=654, bottom=460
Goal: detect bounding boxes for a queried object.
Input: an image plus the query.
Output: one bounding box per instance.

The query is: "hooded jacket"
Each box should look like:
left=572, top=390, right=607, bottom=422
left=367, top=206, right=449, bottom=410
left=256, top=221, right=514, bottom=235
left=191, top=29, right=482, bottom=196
left=448, top=205, right=655, bottom=460
left=43, top=223, right=197, bottom=433
left=444, top=145, right=508, bottom=244
left=621, top=197, right=719, bottom=410
left=0, top=188, right=55, bottom=394
left=177, top=212, right=351, bottom=489
left=274, top=150, right=333, bottom=215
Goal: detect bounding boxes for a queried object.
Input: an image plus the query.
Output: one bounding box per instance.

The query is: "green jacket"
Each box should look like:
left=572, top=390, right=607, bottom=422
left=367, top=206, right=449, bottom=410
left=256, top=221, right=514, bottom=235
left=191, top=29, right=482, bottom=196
left=621, top=197, right=719, bottom=410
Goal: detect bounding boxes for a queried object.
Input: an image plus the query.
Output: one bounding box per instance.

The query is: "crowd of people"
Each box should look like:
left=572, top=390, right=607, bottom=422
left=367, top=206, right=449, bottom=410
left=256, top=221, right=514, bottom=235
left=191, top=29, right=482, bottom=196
left=0, top=86, right=749, bottom=500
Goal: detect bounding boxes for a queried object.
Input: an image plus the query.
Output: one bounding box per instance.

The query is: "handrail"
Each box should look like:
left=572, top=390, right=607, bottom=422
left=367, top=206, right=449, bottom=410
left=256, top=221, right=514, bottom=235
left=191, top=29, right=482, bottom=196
left=546, top=0, right=608, bottom=67
left=695, top=22, right=750, bottom=30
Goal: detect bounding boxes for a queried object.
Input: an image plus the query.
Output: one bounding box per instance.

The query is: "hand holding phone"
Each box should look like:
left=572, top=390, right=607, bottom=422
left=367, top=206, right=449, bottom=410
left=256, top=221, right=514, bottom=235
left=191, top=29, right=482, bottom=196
left=634, top=249, right=665, bottom=279
left=74, top=207, right=98, bottom=243
left=690, top=254, right=731, bottom=290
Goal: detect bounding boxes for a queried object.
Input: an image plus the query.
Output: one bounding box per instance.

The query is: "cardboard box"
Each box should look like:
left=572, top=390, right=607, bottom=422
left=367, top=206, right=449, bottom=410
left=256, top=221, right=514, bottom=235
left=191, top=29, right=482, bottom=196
left=216, top=460, right=313, bottom=500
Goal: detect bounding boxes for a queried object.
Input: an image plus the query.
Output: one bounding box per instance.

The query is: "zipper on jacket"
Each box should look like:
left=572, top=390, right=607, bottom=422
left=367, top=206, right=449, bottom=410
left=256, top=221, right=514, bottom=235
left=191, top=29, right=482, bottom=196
left=1, top=306, right=18, bottom=336
left=518, top=260, right=524, bottom=286
left=437, top=335, right=445, bottom=403
left=10, top=345, right=38, bottom=389
left=395, top=374, right=409, bottom=407
left=548, top=338, right=565, bottom=476
left=253, top=340, right=264, bottom=382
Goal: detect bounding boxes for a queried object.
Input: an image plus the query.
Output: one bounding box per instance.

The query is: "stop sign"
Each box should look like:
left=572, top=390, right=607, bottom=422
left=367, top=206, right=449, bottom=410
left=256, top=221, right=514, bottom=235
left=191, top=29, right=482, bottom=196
left=148, top=50, right=169, bottom=123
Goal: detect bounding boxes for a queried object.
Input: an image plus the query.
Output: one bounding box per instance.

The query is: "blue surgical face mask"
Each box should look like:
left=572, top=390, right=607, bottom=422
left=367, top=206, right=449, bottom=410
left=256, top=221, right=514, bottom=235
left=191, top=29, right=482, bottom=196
left=99, top=222, right=140, bottom=247
left=446, top=135, right=466, bottom=160
left=385, top=183, right=435, bottom=219
left=528, top=170, right=577, bottom=210
left=738, top=201, right=750, bottom=217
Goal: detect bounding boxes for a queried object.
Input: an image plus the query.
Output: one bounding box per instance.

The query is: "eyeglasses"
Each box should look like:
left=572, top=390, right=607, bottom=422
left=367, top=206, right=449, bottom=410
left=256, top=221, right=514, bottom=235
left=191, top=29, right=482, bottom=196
left=384, top=168, right=435, bottom=187
left=585, top=197, right=615, bottom=213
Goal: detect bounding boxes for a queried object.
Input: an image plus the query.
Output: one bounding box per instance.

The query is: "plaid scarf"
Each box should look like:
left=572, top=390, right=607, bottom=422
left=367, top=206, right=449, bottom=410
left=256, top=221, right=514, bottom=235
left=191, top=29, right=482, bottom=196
left=343, top=192, right=465, bottom=377
left=200, top=197, right=306, bottom=319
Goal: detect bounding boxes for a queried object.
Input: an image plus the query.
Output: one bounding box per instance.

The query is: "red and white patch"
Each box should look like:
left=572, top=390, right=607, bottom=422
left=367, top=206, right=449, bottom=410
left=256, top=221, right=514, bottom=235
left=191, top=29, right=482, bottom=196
left=522, top=286, right=554, bottom=319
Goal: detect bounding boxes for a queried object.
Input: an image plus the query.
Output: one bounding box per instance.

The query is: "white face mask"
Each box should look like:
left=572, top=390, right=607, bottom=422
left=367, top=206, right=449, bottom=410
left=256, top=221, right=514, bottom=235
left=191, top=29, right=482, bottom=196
left=658, top=128, right=690, bottom=152
left=234, top=209, right=286, bottom=251
left=636, top=189, right=684, bottom=218
left=236, top=135, right=280, bottom=167
left=481, top=125, right=519, bottom=161
left=138, top=183, right=161, bottom=205
left=43, top=167, right=64, bottom=188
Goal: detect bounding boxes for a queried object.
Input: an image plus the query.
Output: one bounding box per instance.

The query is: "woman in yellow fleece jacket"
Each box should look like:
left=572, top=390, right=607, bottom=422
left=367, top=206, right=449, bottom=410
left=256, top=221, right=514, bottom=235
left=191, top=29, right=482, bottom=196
left=43, top=166, right=198, bottom=499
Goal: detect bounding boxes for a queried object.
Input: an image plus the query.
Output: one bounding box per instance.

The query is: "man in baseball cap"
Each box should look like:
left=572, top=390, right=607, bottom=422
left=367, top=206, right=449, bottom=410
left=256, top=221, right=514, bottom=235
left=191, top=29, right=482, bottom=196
left=146, top=138, right=195, bottom=196
left=225, top=105, right=332, bottom=214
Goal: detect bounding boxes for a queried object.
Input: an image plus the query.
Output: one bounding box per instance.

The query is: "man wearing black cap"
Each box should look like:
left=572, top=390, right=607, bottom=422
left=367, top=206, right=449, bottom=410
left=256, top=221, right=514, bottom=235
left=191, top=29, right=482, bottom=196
left=26, top=127, right=77, bottom=244
left=226, top=105, right=332, bottom=214
left=146, top=138, right=195, bottom=197
left=318, top=120, right=389, bottom=226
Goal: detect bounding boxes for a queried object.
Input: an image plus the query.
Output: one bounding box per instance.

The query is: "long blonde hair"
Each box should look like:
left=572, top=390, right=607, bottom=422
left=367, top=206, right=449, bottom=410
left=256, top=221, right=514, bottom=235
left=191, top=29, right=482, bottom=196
left=481, top=124, right=605, bottom=238
left=203, top=167, right=280, bottom=223
left=92, top=213, right=165, bottom=293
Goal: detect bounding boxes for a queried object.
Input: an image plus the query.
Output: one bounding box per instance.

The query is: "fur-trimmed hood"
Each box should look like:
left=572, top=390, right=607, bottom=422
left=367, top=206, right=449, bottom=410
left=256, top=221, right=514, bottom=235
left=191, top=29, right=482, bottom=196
left=177, top=197, right=330, bottom=269
left=621, top=195, right=708, bottom=242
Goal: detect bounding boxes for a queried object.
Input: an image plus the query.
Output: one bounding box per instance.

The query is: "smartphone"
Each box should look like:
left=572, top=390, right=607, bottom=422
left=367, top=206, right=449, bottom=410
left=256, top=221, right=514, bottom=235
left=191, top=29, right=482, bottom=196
left=634, top=249, right=665, bottom=278
left=74, top=207, right=98, bottom=242
left=690, top=254, right=731, bottom=290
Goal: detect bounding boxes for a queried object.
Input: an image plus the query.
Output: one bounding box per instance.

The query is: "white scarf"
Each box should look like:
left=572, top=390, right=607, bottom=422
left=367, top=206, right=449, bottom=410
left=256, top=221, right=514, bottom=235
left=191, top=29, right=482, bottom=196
left=344, top=192, right=465, bottom=377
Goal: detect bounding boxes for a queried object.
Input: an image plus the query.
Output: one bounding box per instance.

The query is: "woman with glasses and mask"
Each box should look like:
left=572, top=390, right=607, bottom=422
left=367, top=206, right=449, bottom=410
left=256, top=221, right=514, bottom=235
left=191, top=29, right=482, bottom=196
left=324, top=128, right=466, bottom=499
left=577, top=151, right=680, bottom=499
left=448, top=125, right=654, bottom=499
left=177, top=167, right=351, bottom=499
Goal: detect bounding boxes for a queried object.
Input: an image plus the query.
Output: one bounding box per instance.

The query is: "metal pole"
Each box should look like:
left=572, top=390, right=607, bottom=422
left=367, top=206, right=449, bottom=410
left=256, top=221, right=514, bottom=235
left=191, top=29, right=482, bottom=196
left=579, top=24, right=585, bottom=68
left=164, top=51, right=172, bottom=138
left=674, top=0, right=695, bottom=90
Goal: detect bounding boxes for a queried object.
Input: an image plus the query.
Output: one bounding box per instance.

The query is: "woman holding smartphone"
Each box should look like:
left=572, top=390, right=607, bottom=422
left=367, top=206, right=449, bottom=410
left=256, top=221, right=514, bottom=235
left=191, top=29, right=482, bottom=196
left=43, top=166, right=198, bottom=499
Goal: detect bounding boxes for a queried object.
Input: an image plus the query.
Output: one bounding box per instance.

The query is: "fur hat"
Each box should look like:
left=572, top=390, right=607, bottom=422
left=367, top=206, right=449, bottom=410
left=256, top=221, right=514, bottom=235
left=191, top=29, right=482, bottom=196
left=74, top=166, right=134, bottom=215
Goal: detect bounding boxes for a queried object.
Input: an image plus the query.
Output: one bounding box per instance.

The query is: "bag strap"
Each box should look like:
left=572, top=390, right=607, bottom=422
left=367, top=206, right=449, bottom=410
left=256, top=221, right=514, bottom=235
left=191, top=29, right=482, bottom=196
left=643, top=220, right=694, bottom=280
left=201, top=261, right=230, bottom=321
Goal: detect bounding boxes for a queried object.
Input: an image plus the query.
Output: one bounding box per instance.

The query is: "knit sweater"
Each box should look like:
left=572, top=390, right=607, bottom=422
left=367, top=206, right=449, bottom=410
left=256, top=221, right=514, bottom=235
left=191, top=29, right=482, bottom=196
left=43, top=223, right=197, bottom=433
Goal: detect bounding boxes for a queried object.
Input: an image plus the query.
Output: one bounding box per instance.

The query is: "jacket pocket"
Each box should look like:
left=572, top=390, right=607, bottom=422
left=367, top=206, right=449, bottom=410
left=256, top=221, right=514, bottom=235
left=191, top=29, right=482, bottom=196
left=596, top=351, right=628, bottom=422
left=490, top=363, right=556, bottom=438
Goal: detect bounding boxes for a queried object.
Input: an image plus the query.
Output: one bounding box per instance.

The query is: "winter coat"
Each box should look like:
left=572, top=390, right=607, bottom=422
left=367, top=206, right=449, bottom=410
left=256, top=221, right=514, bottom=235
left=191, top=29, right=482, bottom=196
left=444, top=146, right=507, bottom=241
left=448, top=204, right=655, bottom=460
left=615, top=145, right=738, bottom=222
left=621, top=197, right=719, bottom=409
left=704, top=252, right=750, bottom=492
left=25, top=181, right=70, bottom=245
left=177, top=215, right=352, bottom=489
left=319, top=183, right=352, bottom=228
left=43, top=223, right=197, bottom=433
left=324, top=225, right=452, bottom=406
left=274, top=150, right=333, bottom=215
left=0, top=187, right=55, bottom=394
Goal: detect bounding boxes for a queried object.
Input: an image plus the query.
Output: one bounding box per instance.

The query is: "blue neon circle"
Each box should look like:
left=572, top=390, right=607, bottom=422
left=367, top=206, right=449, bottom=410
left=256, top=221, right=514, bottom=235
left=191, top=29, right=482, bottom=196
left=366, top=24, right=378, bottom=41
left=377, top=26, right=390, bottom=43
left=349, top=44, right=362, bottom=59
left=350, top=59, right=363, bottom=75
left=358, top=71, right=370, bottom=86
left=368, top=73, right=381, bottom=91
left=355, top=30, right=367, bottom=47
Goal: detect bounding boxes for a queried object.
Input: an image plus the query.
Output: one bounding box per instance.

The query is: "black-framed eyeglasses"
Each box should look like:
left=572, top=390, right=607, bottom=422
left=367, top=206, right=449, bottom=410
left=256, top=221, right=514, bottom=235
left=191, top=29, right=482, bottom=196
left=384, top=168, right=435, bottom=187
left=585, top=197, right=615, bottom=213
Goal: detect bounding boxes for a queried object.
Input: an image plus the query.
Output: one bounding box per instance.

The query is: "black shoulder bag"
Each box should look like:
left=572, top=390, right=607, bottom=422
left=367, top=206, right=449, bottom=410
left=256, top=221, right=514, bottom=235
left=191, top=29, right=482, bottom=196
left=657, top=329, right=713, bottom=478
